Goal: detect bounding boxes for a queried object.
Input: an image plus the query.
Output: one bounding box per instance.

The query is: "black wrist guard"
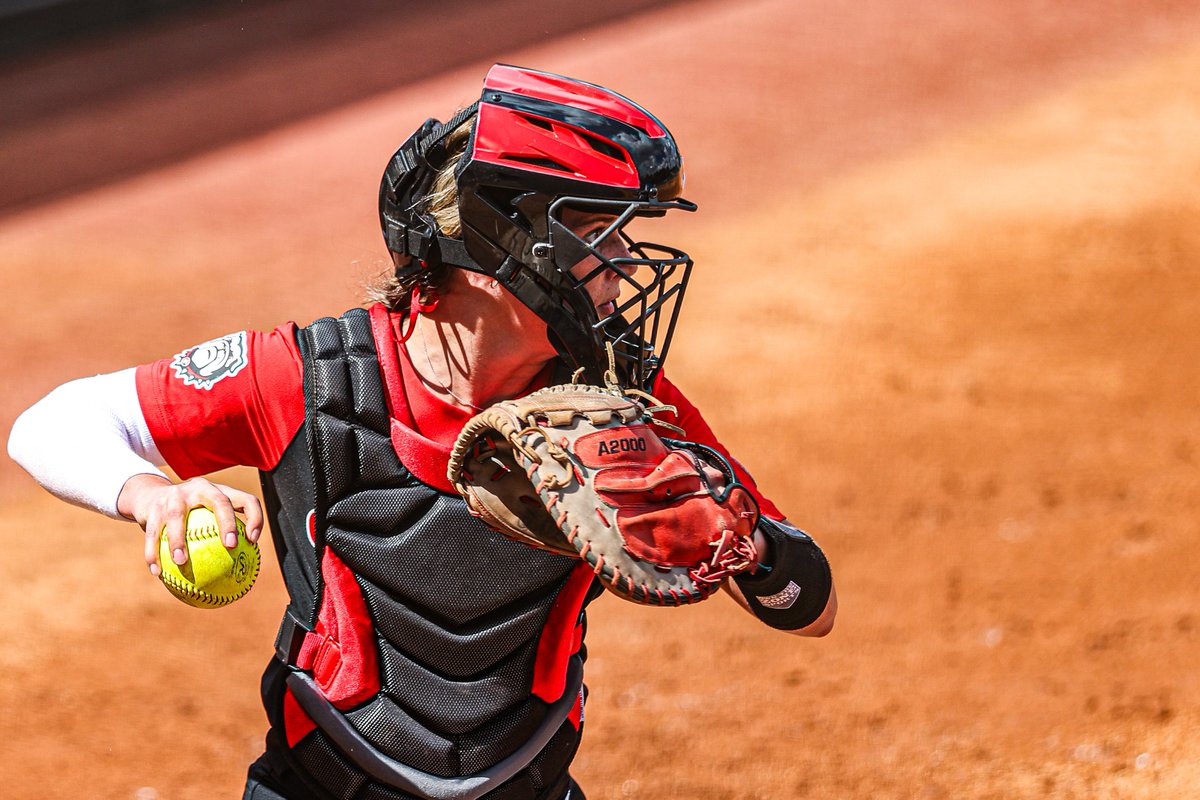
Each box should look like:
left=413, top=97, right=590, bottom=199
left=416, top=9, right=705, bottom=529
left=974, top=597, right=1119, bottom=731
left=734, top=517, right=832, bottom=631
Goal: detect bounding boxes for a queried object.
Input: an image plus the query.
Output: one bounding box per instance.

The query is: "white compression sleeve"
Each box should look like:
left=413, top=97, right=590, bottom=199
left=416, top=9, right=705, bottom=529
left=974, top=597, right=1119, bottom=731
left=8, top=368, right=168, bottom=519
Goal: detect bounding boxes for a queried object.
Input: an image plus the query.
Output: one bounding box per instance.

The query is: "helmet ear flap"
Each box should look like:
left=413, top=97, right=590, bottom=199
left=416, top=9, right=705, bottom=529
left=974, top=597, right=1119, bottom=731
left=379, top=103, right=481, bottom=278
left=380, top=117, right=441, bottom=263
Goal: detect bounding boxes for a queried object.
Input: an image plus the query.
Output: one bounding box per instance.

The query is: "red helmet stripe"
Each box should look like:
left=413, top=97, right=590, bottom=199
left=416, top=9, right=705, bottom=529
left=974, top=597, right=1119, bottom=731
left=471, top=102, right=640, bottom=189
left=484, top=64, right=666, bottom=138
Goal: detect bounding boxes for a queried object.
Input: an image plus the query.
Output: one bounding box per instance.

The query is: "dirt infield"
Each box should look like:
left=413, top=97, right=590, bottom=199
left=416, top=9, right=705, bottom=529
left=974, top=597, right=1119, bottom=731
left=3, top=1, right=1200, bottom=798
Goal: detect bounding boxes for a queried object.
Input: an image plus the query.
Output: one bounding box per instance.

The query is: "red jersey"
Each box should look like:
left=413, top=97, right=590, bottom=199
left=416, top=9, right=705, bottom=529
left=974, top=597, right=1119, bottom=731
left=135, top=306, right=782, bottom=519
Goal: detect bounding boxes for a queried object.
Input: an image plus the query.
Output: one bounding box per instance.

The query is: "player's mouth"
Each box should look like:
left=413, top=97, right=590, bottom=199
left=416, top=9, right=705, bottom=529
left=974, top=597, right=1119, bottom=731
left=597, top=300, right=616, bottom=318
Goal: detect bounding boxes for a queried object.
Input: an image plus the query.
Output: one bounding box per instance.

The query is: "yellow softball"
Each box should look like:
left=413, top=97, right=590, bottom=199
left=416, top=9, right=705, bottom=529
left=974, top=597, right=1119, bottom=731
left=158, top=507, right=260, bottom=609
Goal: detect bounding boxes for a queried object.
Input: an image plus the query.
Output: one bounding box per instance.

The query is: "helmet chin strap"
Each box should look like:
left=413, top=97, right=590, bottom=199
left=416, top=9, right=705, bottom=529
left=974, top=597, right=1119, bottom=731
left=396, top=284, right=441, bottom=344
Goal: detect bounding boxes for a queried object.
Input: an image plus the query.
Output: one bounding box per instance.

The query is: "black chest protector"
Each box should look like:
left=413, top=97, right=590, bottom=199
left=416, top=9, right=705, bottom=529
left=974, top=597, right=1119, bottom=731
left=258, top=308, right=598, bottom=800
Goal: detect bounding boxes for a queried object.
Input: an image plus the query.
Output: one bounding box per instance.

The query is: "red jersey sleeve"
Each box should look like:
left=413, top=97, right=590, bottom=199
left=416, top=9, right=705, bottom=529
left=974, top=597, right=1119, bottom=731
left=135, top=325, right=306, bottom=478
left=650, top=372, right=784, bottom=521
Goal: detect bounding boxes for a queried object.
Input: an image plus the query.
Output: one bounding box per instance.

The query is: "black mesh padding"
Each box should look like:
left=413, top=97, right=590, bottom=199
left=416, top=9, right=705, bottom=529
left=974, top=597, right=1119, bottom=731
left=338, top=307, right=378, bottom=349
left=291, top=729, right=368, bottom=800
left=307, top=434, right=396, bottom=508
left=354, top=425, right=407, bottom=487
left=378, top=638, right=539, bottom=734
left=307, top=311, right=353, bottom=356
left=346, top=696, right=458, bottom=777
left=327, top=488, right=440, bottom=534
left=314, top=416, right=356, bottom=504
left=311, top=353, right=353, bottom=420
left=261, top=309, right=589, bottom=799
left=339, top=313, right=388, bottom=419
left=360, top=580, right=552, bottom=678
left=259, top=430, right=321, bottom=618
left=455, top=696, right=547, bottom=775
left=328, top=509, right=574, bottom=626
left=348, top=358, right=390, bottom=432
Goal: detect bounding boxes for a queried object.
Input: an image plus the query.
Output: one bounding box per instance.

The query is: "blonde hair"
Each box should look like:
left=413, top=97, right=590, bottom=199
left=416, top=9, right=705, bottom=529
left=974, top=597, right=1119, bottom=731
left=363, top=119, right=474, bottom=309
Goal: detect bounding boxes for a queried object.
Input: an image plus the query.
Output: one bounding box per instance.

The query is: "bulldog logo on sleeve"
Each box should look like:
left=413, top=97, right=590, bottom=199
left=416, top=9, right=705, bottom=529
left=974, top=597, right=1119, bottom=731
left=170, top=332, right=249, bottom=390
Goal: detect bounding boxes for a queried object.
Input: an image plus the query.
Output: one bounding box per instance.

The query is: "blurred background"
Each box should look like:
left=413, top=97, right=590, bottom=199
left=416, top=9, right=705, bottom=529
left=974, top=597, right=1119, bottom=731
left=2, top=1, right=1198, bottom=798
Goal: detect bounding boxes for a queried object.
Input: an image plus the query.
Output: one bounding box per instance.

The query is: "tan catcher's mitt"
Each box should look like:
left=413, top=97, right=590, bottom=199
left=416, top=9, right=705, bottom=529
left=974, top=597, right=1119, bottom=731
left=447, top=383, right=761, bottom=606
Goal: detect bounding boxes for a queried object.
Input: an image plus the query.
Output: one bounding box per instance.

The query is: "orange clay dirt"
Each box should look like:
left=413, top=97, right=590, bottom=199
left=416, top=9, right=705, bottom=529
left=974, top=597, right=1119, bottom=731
left=2, top=1, right=1200, bottom=798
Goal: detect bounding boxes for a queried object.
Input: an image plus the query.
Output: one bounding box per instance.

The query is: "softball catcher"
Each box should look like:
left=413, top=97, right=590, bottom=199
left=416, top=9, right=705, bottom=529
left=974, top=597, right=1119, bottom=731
left=10, top=64, right=835, bottom=800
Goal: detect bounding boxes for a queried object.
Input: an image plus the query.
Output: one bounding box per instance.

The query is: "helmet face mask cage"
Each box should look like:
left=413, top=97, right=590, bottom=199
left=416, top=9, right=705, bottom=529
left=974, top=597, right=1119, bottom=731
left=544, top=195, right=696, bottom=389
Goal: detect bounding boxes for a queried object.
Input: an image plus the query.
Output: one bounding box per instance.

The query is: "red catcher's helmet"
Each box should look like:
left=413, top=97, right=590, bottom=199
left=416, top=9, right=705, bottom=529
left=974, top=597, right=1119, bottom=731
left=380, top=64, right=696, bottom=389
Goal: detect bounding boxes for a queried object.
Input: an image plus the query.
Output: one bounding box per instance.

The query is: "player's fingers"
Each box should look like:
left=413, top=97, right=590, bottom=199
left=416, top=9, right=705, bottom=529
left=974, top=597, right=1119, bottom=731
left=161, top=494, right=191, bottom=566
left=200, top=483, right=242, bottom=548
left=228, top=489, right=265, bottom=543
left=144, top=509, right=164, bottom=576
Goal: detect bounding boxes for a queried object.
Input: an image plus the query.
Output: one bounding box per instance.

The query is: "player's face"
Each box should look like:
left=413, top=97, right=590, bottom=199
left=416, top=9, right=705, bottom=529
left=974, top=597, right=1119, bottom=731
left=559, top=207, right=635, bottom=319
